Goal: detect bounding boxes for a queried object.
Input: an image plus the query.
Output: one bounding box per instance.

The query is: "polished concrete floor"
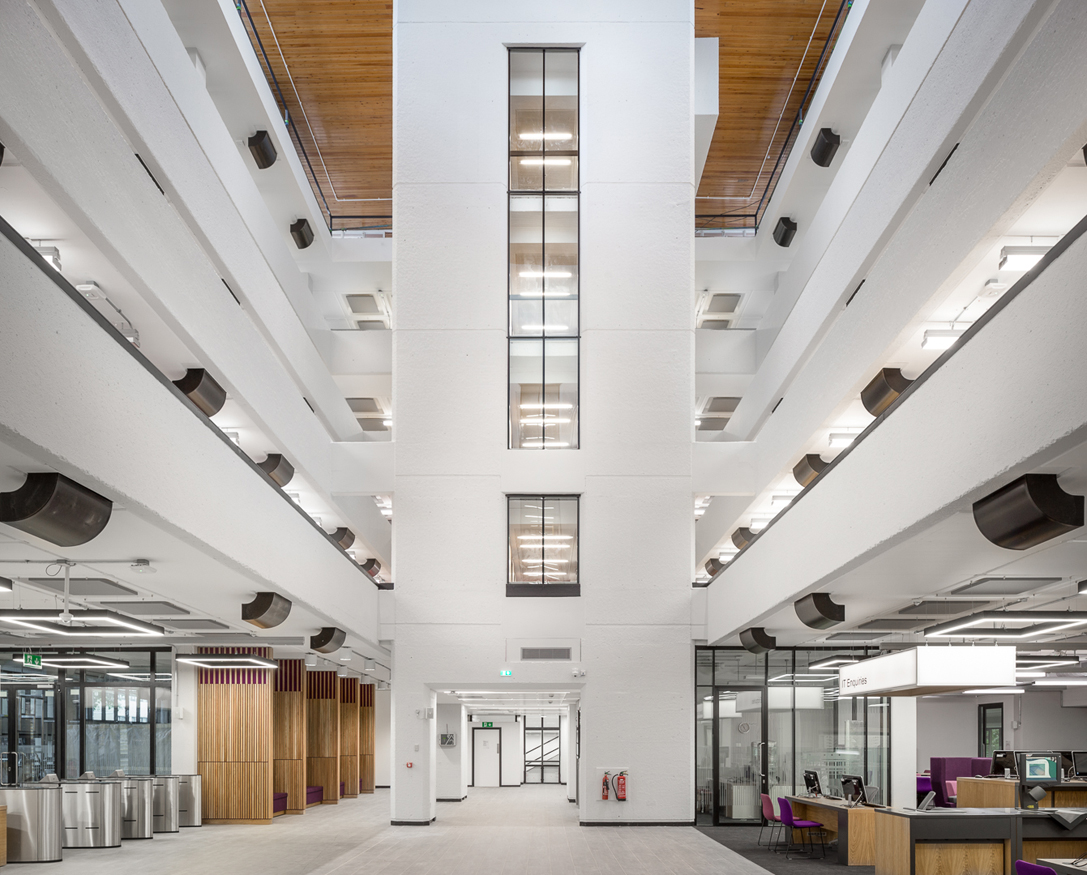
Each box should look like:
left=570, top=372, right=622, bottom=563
left=35, top=785, right=775, bottom=874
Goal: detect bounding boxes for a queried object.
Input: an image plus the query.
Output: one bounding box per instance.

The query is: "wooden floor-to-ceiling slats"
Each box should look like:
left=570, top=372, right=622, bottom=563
left=273, top=659, right=307, bottom=814
left=339, top=677, right=360, bottom=798
left=306, top=671, right=340, bottom=804
left=197, top=647, right=273, bottom=824
left=360, top=683, right=375, bottom=794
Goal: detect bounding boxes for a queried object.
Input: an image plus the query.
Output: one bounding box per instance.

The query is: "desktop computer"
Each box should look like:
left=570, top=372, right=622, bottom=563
left=803, top=770, right=822, bottom=796
left=841, top=775, right=867, bottom=805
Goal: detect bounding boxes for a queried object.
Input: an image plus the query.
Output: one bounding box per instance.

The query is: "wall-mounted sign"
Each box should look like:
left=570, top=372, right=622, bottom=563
left=440, top=733, right=456, bottom=747
left=481, top=721, right=493, bottom=728
left=22, top=653, right=41, bottom=669
left=838, top=646, right=1015, bottom=696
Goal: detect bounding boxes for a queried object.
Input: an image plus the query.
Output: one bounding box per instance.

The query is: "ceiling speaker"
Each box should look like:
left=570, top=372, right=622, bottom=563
left=290, top=218, right=314, bottom=249
left=258, top=454, right=295, bottom=487
left=0, top=473, right=112, bottom=546
left=705, top=557, right=725, bottom=577
left=795, top=592, right=845, bottom=629
left=861, top=368, right=913, bottom=417
left=973, top=473, right=1084, bottom=550
left=810, top=127, right=841, bottom=167
left=732, top=527, right=756, bottom=550
left=172, top=368, right=226, bottom=417
left=241, top=592, right=292, bottom=629
left=247, top=130, right=277, bottom=169
left=311, top=627, right=346, bottom=653
left=361, top=558, right=381, bottom=577
left=331, top=528, right=355, bottom=550
left=773, top=216, right=797, bottom=248
left=793, top=454, right=829, bottom=487
left=739, top=627, right=776, bottom=653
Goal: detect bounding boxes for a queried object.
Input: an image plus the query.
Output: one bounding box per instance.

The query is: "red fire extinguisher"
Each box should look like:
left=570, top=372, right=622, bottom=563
left=614, top=771, right=627, bottom=802
left=602, top=771, right=610, bottom=800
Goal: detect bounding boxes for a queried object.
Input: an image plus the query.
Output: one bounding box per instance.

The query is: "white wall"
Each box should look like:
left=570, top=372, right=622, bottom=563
left=171, top=658, right=197, bottom=775
left=375, top=687, right=391, bottom=787
left=916, top=692, right=1087, bottom=771
left=436, top=704, right=468, bottom=800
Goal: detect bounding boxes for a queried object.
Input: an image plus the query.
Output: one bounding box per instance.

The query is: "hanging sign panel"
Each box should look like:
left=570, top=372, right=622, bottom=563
left=838, top=646, right=1016, bottom=696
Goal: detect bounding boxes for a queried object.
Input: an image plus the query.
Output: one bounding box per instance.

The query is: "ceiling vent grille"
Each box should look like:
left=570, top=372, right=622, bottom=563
left=520, top=647, right=572, bottom=661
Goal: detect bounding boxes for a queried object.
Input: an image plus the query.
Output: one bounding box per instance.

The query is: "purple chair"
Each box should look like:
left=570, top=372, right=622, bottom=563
left=1016, top=863, right=1057, bottom=875
left=272, top=792, right=288, bottom=816
left=778, top=797, right=826, bottom=859
left=306, top=785, right=324, bottom=807
left=930, top=757, right=992, bottom=807
left=759, top=794, right=781, bottom=849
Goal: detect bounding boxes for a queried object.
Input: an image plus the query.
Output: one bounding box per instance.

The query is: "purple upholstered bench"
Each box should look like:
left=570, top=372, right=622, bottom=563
left=273, top=792, right=288, bottom=816
left=306, top=785, right=324, bottom=807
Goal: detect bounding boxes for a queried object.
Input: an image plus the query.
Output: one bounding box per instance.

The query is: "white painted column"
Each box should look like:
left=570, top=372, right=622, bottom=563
left=436, top=703, right=467, bottom=801
left=891, top=697, right=917, bottom=809
left=374, top=687, right=391, bottom=787
left=171, top=659, right=198, bottom=775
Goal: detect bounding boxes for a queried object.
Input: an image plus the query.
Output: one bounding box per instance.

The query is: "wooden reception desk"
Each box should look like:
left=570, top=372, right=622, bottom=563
left=875, top=808, right=1019, bottom=875
left=787, top=796, right=878, bottom=866
left=958, top=777, right=1087, bottom=810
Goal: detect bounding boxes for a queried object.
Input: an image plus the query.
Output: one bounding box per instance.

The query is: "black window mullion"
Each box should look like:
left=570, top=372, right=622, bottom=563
left=150, top=651, right=157, bottom=774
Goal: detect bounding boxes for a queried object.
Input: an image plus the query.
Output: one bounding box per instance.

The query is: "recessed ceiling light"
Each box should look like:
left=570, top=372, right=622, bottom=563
left=922, top=329, right=964, bottom=350
left=999, top=245, right=1050, bottom=272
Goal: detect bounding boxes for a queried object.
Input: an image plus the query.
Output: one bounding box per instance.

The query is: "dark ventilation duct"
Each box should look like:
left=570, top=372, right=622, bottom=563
left=360, top=558, right=381, bottom=577
left=241, top=592, right=292, bottom=629
left=311, top=627, right=346, bottom=653
left=0, top=473, right=112, bottom=547
left=331, top=528, right=355, bottom=550
left=773, top=216, right=797, bottom=248
left=739, top=627, right=776, bottom=653
left=861, top=368, right=913, bottom=417
left=0, top=141, right=5, bottom=166
left=247, top=130, right=277, bottom=169
left=793, top=454, right=829, bottom=487
left=972, top=474, right=1084, bottom=550
left=172, top=368, right=226, bottom=417
left=258, top=454, right=295, bottom=487
left=290, top=218, right=314, bottom=249
left=810, top=128, right=841, bottom=167
left=705, top=557, right=725, bottom=577
left=794, top=592, right=846, bottom=629
left=731, top=527, right=755, bottom=550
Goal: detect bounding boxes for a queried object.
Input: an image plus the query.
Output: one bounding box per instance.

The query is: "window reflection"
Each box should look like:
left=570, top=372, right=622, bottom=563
left=508, top=495, right=579, bottom=586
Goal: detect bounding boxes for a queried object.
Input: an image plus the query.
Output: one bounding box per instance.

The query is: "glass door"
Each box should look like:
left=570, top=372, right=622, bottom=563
left=713, top=687, right=766, bottom=824
left=15, top=688, right=57, bottom=783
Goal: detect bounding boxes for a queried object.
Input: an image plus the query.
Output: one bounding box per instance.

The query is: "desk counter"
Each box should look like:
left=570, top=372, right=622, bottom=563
left=874, top=807, right=1019, bottom=875
left=786, top=796, right=879, bottom=866
left=958, top=778, right=1087, bottom=812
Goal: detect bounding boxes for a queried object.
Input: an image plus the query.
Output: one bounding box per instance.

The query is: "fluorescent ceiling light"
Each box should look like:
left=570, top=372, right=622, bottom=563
left=925, top=611, right=1087, bottom=639
left=828, top=433, right=858, bottom=448
left=0, top=610, right=164, bottom=637
left=1016, top=671, right=1046, bottom=678
left=520, top=403, right=572, bottom=410
left=33, top=245, right=61, bottom=271
left=749, top=516, right=774, bottom=532
left=999, top=245, right=1050, bottom=272
left=1033, top=679, right=1087, bottom=686
left=40, top=656, right=131, bottom=670
left=176, top=655, right=278, bottom=669
left=809, top=656, right=858, bottom=670
left=520, top=158, right=571, bottom=166
left=962, top=688, right=1024, bottom=695
left=518, top=132, right=573, bottom=140
left=382, top=420, right=392, bottom=427
left=769, top=494, right=799, bottom=508
left=520, top=325, right=569, bottom=332
left=922, top=329, right=964, bottom=350
left=519, top=271, right=572, bottom=278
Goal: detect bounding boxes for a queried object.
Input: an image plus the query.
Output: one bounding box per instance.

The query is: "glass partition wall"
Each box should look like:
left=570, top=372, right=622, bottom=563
left=0, top=649, right=170, bottom=780
left=696, top=646, right=891, bottom=825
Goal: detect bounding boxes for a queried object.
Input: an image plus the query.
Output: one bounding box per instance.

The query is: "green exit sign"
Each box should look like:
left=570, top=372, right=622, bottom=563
left=481, top=721, right=493, bottom=728
left=23, top=653, right=41, bottom=669
left=500, top=669, right=512, bottom=677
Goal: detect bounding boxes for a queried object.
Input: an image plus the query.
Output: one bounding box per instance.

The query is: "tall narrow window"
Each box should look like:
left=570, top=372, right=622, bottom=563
left=509, top=49, right=579, bottom=449
left=978, top=703, right=1003, bottom=757
left=507, top=495, right=579, bottom=596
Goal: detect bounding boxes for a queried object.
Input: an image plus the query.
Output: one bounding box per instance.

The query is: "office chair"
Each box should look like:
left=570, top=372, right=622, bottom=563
left=778, top=797, right=827, bottom=860
left=759, top=794, right=781, bottom=850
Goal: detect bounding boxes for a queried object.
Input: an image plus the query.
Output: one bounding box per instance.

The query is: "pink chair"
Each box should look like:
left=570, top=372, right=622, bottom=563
left=945, top=780, right=958, bottom=805
left=759, top=794, right=781, bottom=849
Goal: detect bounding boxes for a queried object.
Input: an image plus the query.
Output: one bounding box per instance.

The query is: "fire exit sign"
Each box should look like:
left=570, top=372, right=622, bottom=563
left=481, top=721, right=493, bottom=728
left=23, top=653, right=41, bottom=668
left=500, top=669, right=512, bottom=677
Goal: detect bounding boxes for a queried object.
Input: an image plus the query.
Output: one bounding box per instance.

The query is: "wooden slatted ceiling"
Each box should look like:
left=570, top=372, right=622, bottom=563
left=696, top=0, right=846, bottom=206
left=240, top=0, right=392, bottom=218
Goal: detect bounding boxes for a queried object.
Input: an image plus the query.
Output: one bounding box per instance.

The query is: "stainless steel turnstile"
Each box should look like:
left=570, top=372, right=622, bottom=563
left=119, top=776, right=154, bottom=839
left=152, top=775, right=180, bottom=833
left=177, top=774, right=202, bottom=827
left=0, top=784, right=64, bottom=862
left=61, top=779, right=123, bottom=848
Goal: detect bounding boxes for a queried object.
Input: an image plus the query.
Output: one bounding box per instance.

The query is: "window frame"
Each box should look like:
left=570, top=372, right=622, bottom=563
left=506, top=493, right=581, bottom=597
left=978, top=702, right=1003, bottom=757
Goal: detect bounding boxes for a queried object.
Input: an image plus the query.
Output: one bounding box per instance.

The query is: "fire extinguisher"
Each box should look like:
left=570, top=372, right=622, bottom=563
left=602, top=771, right=610, bottom=800
left=613, top=771, right=627, bottom=802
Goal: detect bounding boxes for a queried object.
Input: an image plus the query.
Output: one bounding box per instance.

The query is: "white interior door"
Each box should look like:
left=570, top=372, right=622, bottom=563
left=473, top=728, right=501, bottom=787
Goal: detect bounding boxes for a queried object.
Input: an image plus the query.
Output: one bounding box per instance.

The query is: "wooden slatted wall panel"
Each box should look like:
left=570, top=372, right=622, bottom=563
left=197, top=647, right=273, bottom=823
left=273, top=659, right=306, bottom=813
left=306, top=671, right=340, bottom=802
left=359, top=683, right=375, bottom=793
left=339, top=677, right=359, bottom=797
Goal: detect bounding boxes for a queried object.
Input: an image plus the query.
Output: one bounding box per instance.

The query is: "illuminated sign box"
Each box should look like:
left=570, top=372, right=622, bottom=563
left=838, top=646, right=1015, bottom=696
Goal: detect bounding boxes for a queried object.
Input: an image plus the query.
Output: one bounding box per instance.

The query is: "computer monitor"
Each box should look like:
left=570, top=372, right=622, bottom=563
left=1059, top=751, right=1074, bottom=778
left=918, top=791, right=936, bottom=811
left=1019, top=752, right=1059, bottom=785
left=1073, top=751, right=1087, bottom=778
left=841, top=775, right=867, bottom=804
left=991, top=750, right=1018, bottom=776
left=803, top=770, right=822, bottom=795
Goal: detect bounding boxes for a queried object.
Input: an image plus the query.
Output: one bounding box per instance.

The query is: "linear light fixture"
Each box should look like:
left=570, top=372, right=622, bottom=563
left=828, top=432, right=859, bottom=448
left=40, top=655, right=131, bottom=670
left=924, top=611, right=1087, bottom=639
left=962, top=688, right=1024, bottom=695
left=1016, top=657, right=1080, bottom=670
left=176, top=654, right=278, bottom=669
left=1033, top=679, right=1087, bottom=686
left=520, top=158, right=571, bottom=166
left=809, top=656, right=859, bottom=671
left=922, top=329, right=964, bottom=350
left=0, top=610, right=164, bottom=637
left=33, top=245, right=61, bottom=271
left=999, top=245, right=1050, bottom=272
